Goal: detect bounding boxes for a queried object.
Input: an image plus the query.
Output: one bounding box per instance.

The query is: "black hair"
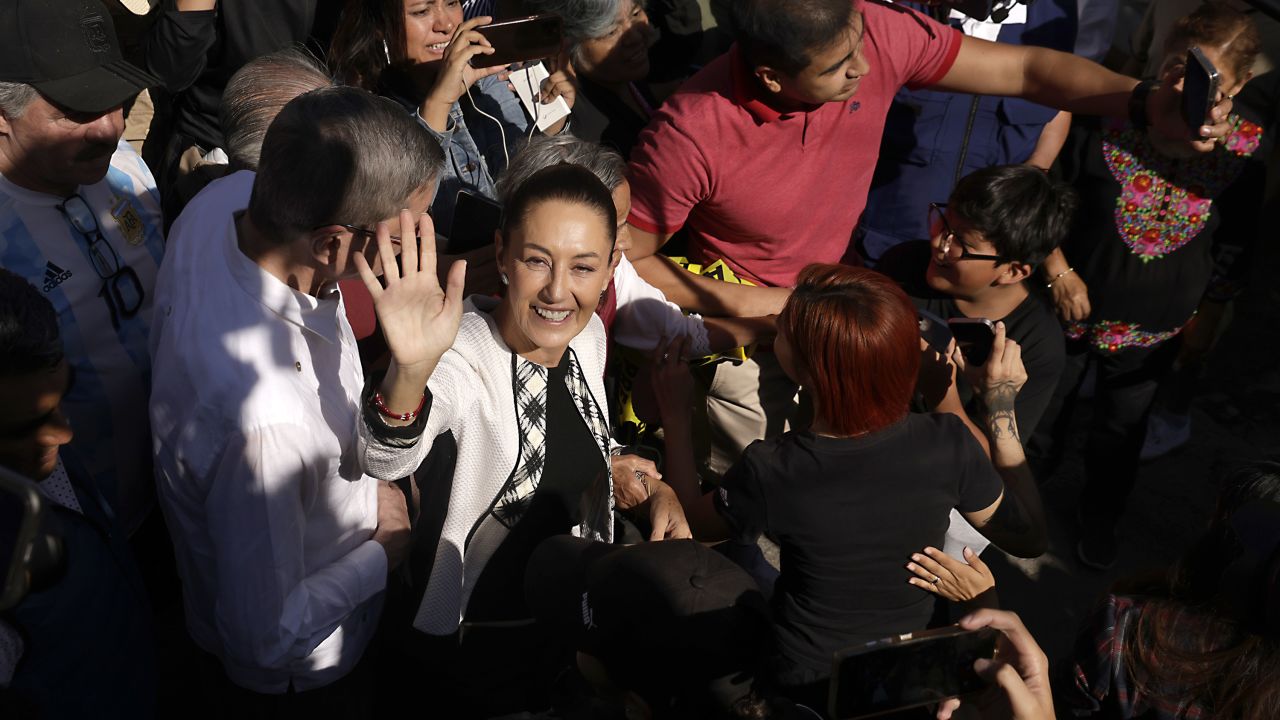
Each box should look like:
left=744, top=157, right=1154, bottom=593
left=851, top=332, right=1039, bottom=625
left=501, top=163, right=618, bottom=251
left=949, top=165, right=1077, bottom=267
left=0, top=269, right=63, bottom=376
left=730, top=0, right=854, bottom=76
left=328, top=0, right=407, bottom=93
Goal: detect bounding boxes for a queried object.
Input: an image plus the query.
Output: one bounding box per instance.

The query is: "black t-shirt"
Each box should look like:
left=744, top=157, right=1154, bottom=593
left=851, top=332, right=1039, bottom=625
left=878, top=241, right=1065, bottom=434
left=465, top=353, right=605, bottom=622
left=713, top=413, right=1004, bottom=676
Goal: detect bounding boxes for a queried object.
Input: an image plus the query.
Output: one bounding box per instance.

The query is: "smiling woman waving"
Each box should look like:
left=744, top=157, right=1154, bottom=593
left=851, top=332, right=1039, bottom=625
left=353, top=163, right=689, bottom=713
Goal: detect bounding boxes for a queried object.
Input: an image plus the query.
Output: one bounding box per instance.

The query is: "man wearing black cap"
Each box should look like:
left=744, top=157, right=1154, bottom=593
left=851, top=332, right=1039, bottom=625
left=0, top=0, right=163, bottom=540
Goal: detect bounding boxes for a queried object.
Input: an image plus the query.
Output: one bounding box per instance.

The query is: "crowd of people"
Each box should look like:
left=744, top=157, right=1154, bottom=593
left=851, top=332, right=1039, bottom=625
left=0, top=0, right=1277, bottom=718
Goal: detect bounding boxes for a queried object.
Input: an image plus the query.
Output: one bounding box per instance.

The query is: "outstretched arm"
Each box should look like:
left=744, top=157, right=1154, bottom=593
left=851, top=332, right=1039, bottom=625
left=937, top=35, right=1235, bottom=150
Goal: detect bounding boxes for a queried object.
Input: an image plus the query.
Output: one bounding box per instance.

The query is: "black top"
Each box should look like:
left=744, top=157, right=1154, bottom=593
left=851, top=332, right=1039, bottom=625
left=878, top=240, right=1065, bottom=434
left=465, top=352, right=605, bottom=621
left=145, top=0, right=340, bottom=152
left=572, top=77, right=657, bottom=160
left=713, top=413, right=1003, bottom=675
left=1059, top=117, right=1263, bottom=354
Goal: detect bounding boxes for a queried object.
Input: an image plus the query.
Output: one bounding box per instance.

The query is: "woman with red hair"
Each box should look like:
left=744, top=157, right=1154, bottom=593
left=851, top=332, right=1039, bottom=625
left=655, top=264, right=1048, bottom=706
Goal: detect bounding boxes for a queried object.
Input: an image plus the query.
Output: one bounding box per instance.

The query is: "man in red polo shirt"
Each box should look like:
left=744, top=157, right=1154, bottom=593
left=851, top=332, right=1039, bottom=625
left=625, top=0, right=1235, bottom=476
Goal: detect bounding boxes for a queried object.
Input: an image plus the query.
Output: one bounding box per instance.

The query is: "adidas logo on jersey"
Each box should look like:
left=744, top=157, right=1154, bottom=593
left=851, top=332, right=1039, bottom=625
left=43, top=262, right=73, bottom=292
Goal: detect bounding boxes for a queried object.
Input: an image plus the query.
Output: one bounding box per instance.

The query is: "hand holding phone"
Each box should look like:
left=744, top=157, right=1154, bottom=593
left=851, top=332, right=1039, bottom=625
left=944, top=610, right=1055, bottom=720
left=472, top=14, right=563, bottom=69
left=1181, top=47, right=1222, bottom=141
left=421, top=16, right=509, bottom=118
left=829, top=625, right=999, bottom=719
left=947, top=317, right=996, bottom=366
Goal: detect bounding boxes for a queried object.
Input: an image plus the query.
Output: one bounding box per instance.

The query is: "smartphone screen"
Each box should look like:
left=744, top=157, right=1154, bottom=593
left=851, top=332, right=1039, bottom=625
left=447, top=190, right=503, bottom=255
left=829, top=626, right=998, bottom=719
left=1182, top=47, right=1221, bottom=139
left=473, top=14, right=563, bottom=69
left=947, top=318, right=996, bottom=366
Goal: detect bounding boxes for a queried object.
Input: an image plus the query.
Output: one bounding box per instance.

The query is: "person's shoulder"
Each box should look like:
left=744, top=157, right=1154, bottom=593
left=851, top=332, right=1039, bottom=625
left=171, top=170, right=254, bottom=232
left=653, top=51, right=740, bottom=122
left=876, top=240, right=937, bottom=296
left=106, top=139, right=159, bottom=195
left=907, top=412, right=972, bottom=446
left=1005, top=291, right=1065, bottom=357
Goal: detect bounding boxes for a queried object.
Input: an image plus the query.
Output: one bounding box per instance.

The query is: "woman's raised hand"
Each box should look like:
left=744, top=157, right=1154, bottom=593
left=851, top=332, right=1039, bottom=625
left=354, top=208, right=466, bottom=377
left=425, top=17, right=510, bottom=110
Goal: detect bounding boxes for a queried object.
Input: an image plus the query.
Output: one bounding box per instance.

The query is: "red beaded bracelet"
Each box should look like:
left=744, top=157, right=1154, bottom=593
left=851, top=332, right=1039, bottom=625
left=373, top=392, right=426, bottom=422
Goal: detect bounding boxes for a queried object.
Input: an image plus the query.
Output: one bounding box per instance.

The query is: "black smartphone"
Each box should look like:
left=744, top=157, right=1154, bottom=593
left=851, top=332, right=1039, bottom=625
left=472, top=14, right=564, bottom=69
left=945, top=0, right=993, bottom=20
left=1182, top=46, right=1221, bottom=139
left=447, top=190, right=503, bottom=255
left=947, top=317, right=996, bottom=366
left=829, top=625, right=999, bottom=719
left=918, top=309, right=954, bottom=355
left=0, top=466, right=46, bottom=611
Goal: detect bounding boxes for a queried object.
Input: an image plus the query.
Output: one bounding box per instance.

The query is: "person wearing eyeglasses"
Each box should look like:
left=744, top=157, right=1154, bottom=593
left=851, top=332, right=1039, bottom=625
left=0, top=0, right=163, bottom=540
left=878, top=164, right=1076, bottom=439
left=147, top=88, right=423, bottom=710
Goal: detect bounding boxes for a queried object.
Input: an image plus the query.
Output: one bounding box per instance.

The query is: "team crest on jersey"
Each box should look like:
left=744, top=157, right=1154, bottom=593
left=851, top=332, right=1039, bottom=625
left=111, top=197, right=146, bottom=246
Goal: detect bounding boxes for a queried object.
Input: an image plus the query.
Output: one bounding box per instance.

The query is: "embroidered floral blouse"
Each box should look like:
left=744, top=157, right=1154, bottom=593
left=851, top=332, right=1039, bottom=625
left=1061, top=114, right=1263, bottom=354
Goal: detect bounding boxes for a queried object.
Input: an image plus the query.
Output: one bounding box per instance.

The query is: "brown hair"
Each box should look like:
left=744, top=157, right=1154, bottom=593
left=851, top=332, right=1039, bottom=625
left=1122, top=462, right=1280, bottom=719
left=1164, top=3, right=1261, bottom=80
left=779, top=265, right=919, bottom=437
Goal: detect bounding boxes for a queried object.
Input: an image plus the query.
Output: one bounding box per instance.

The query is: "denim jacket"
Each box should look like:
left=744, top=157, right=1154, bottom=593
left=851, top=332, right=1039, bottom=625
left=403, top=74, right=531, bottom=234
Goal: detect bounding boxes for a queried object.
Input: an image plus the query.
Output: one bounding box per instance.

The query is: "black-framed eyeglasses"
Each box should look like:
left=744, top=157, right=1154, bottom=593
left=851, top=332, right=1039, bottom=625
left=57, top=194, right=145, bottom=328
left=928, top=202, right=1005, bottom=264
left=317, top=214, right=434, bottom=245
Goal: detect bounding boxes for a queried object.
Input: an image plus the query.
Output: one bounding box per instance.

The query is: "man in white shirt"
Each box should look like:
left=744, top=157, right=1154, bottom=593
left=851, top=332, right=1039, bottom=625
left=149, top=87, right=429, bottom=706
left=0, top=0, right=163, bottom=536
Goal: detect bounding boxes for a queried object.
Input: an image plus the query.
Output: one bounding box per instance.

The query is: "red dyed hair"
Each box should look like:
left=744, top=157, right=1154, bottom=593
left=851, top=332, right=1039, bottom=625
left=780, top=264, right=920, bottom=436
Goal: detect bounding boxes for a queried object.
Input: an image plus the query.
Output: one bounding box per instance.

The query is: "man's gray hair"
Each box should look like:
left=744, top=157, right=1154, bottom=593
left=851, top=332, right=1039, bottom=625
left=496, top=135, right=626, bottom=207
left=220, top=48, right=333, bottom=170
left=0, top=82, right=38, bottom=119
left=522, top=0, right=628, bottom=64
left=248, top=86, right=445, bottom=244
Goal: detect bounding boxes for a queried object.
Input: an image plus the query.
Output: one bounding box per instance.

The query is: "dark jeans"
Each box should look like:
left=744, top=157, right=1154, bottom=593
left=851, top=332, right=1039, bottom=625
left=1029, top=337, right=1179, bottom=529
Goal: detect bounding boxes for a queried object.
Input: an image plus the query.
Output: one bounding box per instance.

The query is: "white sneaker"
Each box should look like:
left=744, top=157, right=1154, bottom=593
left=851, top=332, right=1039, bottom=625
left=1141, top=411, right=1191, bottom=460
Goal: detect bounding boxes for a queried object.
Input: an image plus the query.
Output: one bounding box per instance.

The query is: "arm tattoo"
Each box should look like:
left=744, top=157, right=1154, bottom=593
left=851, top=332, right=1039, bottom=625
left=983, top=381, right=1020, bottom=441
left=988, top=410, right=1020, bottom=441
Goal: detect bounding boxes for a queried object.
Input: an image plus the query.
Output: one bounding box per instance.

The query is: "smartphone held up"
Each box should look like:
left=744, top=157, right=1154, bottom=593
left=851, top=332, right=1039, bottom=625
left=471, top=14, right=563, bottom=69
left=1181, top=46, right=1222, bottom=140
left=829, top=625, right=999, bottom=719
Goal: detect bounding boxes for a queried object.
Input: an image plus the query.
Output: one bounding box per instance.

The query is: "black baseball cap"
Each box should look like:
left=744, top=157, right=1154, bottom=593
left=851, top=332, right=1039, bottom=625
left=0, top=0, right=157, bottom=114
left=525, top=537, right=772, bottom=711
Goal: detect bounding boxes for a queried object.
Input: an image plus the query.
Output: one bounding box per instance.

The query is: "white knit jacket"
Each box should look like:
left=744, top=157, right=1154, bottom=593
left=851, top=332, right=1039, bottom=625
left=357, top=296, right=615, bottom=634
